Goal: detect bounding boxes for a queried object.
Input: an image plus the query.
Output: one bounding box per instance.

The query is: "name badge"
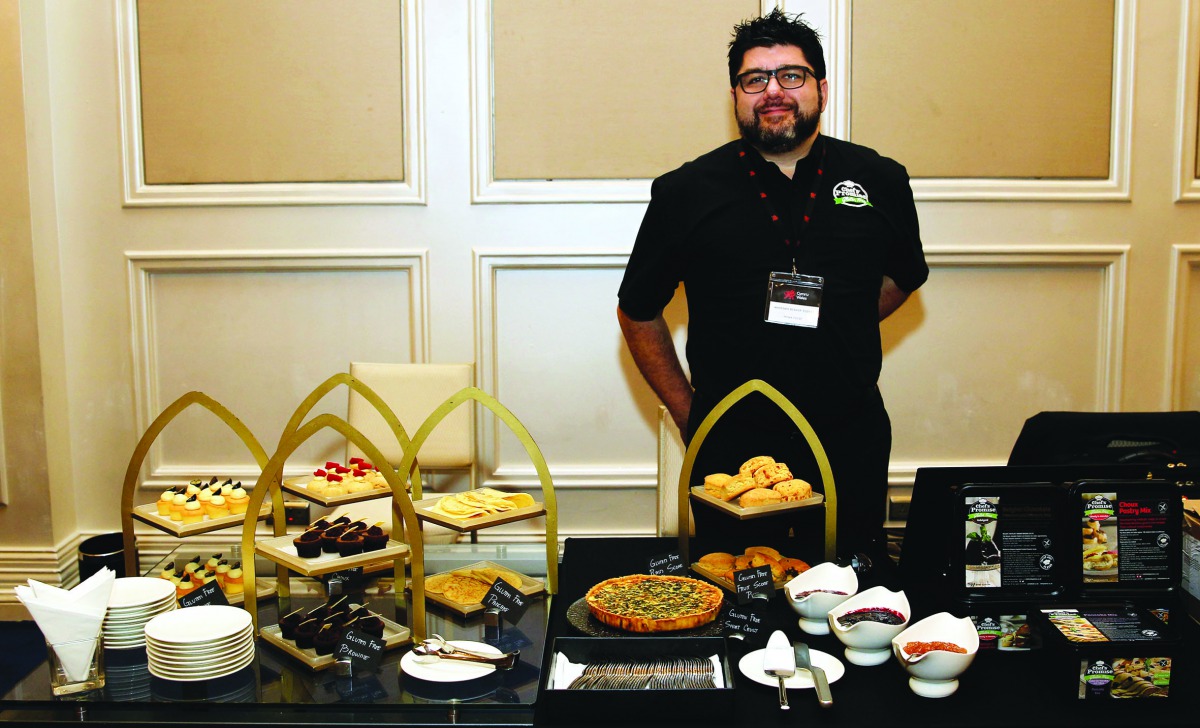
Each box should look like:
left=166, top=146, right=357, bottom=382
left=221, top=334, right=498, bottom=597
left=764, top=272, right=823, bottom=328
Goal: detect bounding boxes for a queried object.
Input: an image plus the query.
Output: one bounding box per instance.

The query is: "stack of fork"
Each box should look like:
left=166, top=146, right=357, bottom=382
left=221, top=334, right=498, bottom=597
left=567, top=655, right=717, bottom=690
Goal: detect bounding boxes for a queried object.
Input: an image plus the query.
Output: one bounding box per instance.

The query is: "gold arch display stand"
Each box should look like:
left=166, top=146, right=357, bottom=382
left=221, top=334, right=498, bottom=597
left=242, top=413, right=424, bottom=641
left=676, top=379, right=837, bottom=563
left=277, top=372, right=426, bottom=500
left=119, top=391, right=288, bottom=582
left=399, top=387, right=559, bottom=597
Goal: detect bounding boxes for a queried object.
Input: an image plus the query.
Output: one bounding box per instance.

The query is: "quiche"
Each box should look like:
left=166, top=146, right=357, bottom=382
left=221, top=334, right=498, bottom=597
left=585, top=574, right=723, bottom=632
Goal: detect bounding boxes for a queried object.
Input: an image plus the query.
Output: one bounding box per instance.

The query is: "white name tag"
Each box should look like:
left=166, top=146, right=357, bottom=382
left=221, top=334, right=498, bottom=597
left=764, top=272, right=823, bottom=328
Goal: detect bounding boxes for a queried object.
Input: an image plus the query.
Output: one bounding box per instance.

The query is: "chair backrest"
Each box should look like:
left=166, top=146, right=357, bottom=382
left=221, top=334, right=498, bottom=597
left=346, top=362, right=475, bottom=470
left=656, top=405, right=693, bottom=536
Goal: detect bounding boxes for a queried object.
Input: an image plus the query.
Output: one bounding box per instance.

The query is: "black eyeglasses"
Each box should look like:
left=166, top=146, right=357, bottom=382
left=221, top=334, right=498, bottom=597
left=736, top=65, right=815, bottom=93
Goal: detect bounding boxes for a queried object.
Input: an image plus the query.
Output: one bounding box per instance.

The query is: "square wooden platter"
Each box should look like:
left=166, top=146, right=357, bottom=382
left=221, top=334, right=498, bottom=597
left=689, top=487, right=823, bottom=520
left=254, top=533, right=409, bottom=577
left=132, top=502, right=271, bottom=537
left=412, top=497, right=545, bottom=533
left=406, top=560, right=544, bottom=616
left=259, top=615, right=410, bottom=670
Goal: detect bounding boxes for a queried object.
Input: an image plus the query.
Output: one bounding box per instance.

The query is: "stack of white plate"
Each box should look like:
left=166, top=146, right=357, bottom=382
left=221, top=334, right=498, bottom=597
left=144, top=605, right=254, bottom=681
left=103, top=577, right=177, bottom=650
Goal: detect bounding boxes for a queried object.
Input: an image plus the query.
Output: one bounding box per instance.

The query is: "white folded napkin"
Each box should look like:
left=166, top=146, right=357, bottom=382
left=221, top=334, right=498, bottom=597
left=15, top=567, right=114, bottom=681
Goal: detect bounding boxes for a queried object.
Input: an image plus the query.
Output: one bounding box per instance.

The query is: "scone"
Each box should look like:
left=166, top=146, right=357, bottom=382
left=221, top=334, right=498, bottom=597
left=739, top=456, right=776, bottom=477
left=720, top=474, right=758, bottom=501
left=739, top=487, right=782, bottom=507
left=703, top=473, right=733, bottom=499
left=773, top=479, right=813, bottom=501
left=698, top=552, right=736, bottom=571
left=754, top=462, right=793, bottom=488
left=744, top=545, right=782, bottom=560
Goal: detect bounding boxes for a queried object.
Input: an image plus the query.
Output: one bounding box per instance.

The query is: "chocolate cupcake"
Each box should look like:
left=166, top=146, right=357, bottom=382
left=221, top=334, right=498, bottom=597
left=358, top=613, right=386, bottom=639
left=313, top=623, right=339, bottom=656
left=294, top=618, right=320, bottom=649
left=293, top=527, right=323, bottom=558
left=321, top=524, right=347, bottom=553
left=362, top=522, right=388, bottom=552
left=336, top=529, right=364, bottom=556
left=278, top=608, right=306, bottom=640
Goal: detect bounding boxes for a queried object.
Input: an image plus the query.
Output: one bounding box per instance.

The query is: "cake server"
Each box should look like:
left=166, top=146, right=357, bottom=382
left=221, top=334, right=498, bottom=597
left=795, top=641, right=832, bottom=707
left=762, top=630, right=795, bottom=710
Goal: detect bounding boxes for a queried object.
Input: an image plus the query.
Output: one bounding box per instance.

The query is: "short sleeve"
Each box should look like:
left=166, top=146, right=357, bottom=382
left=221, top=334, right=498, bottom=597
left=617, top=175, right=687, bottom=321
left=881, top=166, right=928, bottom=294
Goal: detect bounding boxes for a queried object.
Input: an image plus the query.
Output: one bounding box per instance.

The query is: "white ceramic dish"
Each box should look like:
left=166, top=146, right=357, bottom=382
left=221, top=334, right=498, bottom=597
left=149, top=643, right=255, bottom=674
left=737, top=646, right=845, bottom=689
left=147, top=649, right=255, bottom=682
left=108, top=577, right=178, bottom=608
left=784, top=562, right=858, bottom=635
left=145, top=626, right=253, bottom=653
left=892, top=612, right=979, bottom=698
left=145, top=635, right=253, bottom=661
left=827, top=586, right=910, bottom=666
left=399, top=640, right=500, bottom=682
left=144, top=605, right=251, bottom=644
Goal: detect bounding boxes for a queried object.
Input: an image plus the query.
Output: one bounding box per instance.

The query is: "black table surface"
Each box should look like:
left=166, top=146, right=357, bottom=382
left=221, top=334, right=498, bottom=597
left=539, top=536, right=1200, bottom=728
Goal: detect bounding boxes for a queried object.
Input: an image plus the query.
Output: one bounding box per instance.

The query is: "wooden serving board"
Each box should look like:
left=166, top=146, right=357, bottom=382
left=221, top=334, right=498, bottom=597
left=281, top=476, right=395, bottom=507
left=132, top=502, right=271, bottom=537
left=412, top=496, right=545, bottom=533
left=406, top=560, right=544, bottom=616
left=689, top=487, right=823, bottom=520
left=259, top=616, right=410, bottom=670
left=254, top=533, right=409, bottom=577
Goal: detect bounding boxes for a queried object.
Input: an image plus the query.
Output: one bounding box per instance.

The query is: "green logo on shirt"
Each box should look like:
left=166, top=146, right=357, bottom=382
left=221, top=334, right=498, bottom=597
left=833, top=180, right=872, bottom=207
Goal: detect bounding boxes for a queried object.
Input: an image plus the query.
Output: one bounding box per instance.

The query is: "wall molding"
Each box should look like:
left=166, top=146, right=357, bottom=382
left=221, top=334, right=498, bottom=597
left=114, top=0, right=426, bottom=206
left=829, top=0, right=1135, bottom=201
left=126, top=249, right=429, bottom=483
left=1167, top=245, right=1200, bottom=408
left=1176, top=0, right=1200, bottom=201
left=468, top=0, right=780, bottom=204
left=923, top=244, right=1129, bottom=409
left=0, top=383, right=7, bottom=506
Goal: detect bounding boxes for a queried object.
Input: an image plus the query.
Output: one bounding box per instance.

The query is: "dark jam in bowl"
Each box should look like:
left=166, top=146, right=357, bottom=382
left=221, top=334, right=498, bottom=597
left=837, top=607, right=906, bottom=627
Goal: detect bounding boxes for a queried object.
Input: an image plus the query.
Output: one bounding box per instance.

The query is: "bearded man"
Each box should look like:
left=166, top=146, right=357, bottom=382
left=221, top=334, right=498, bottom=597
left=617, top=9, right=928, bottom=558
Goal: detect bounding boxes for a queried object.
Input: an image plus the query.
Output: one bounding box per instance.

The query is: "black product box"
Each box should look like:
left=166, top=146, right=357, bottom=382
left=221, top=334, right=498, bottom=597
left=1071, top=480, right=1182, bottom=597
left=956, top=483, right=1067, bottom=602
left=1035, top=604, right=1180, bottom=699
left=538, top=637, right=735, bottom=724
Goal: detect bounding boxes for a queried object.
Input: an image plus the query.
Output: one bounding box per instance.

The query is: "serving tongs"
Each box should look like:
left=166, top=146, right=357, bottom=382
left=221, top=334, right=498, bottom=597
left=412, top=634, right=519, bottom=669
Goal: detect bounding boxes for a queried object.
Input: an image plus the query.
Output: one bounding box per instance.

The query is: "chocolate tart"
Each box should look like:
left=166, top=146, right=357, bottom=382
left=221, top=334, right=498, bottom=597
left=293, top=528, right=323, bottom=558
left=294, top=618, right=320, bottom=649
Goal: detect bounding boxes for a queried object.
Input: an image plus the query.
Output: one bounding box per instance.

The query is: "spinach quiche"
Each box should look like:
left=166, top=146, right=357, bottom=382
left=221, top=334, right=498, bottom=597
left=585, top=574, right=723, bottom=632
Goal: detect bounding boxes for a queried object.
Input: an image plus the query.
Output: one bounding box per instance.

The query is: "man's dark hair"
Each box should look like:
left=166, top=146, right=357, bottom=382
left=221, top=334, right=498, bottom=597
left=728, top=8, right=826, bottom=87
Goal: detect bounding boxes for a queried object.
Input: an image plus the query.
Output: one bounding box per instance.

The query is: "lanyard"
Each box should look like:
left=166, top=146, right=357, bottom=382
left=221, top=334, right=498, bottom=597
left=738, top=135, right=826, bottom=274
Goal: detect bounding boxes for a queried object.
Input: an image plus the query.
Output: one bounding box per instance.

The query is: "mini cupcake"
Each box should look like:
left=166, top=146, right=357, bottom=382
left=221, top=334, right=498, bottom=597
left=175, top=573, right=197, bottom=599
left=321, top=524, right=348, bottom=554
left=336, top=529, right=364, bottom=557
left=205, top=553, right=222, bottom=572
left=214, top=559, right=230, bottom=588
left=224, top=561, right=244, bottom=594
left=293, top=618, right=320, bottom=649
left=159, top=561, right=176, bottom=580
left=197, top=487, right=214, bottom=514
left=208, top=494, right=230, bottom=518
left=279, top=608, right=306, bottom=640
left=293, top=527, right=323, bottom=558
left=170, top=492, right=188, bottom=521
left=169, top=570, right=184, bottom=586
left=183, top=555, right=202, bottom=575
left=362, top=522, right=388, bottom=552
left=324, top=595, right=351, bottom=618
left=200, top=569, right=218, bottom=585
left=227, top=484, right=250, bottom=515
left=185, top=480, right=202, bottom=497
left=358, top=613, right=386, bottom=639
left=182, top=496, right=204, bottom=524
left=219, top=480, right=234, bottom=496
left=157, top=488, right=176, bottom=516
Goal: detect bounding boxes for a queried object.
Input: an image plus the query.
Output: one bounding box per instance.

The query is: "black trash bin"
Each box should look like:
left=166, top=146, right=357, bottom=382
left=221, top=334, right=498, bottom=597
left=78, top=533, right=126, bottom=581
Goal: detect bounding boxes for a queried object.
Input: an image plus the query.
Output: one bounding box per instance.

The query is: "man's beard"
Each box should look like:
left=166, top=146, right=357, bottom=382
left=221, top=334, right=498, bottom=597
left=737, top=101, right=820, bottom=154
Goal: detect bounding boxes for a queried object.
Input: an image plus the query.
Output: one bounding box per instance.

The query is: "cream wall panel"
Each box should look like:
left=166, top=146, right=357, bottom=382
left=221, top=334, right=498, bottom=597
left=833, top=0, right=1133, bottom=200
left=473, top=0, right=771, bottom=202
left=883, top=247, right=1127, bottom=468
left=1178, top=0, right=1200, bottom=199
left=850, top=0, right=1113, bottom=179
left=127, top=251, right=428, bottom=487
left=119, top=0, right=426, bottom=205
left=1170, top=246, right=1200, bottom=409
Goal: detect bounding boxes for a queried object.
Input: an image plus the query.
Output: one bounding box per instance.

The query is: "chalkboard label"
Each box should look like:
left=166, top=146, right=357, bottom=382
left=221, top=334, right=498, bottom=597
left=178, top=580, right=228, bottom=609
left=334, top=674, right=388, bottom=702
left=486, top=626, right=532, bottom=654
left=647, top=551, right=686, bottom=576
left=734, top=566, right=773, bottom=605
left=334, top=628, right=385, bottom=672
left=482, top=579, right=530, bottom=625
left=724, top=605, right=766, bottom=636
